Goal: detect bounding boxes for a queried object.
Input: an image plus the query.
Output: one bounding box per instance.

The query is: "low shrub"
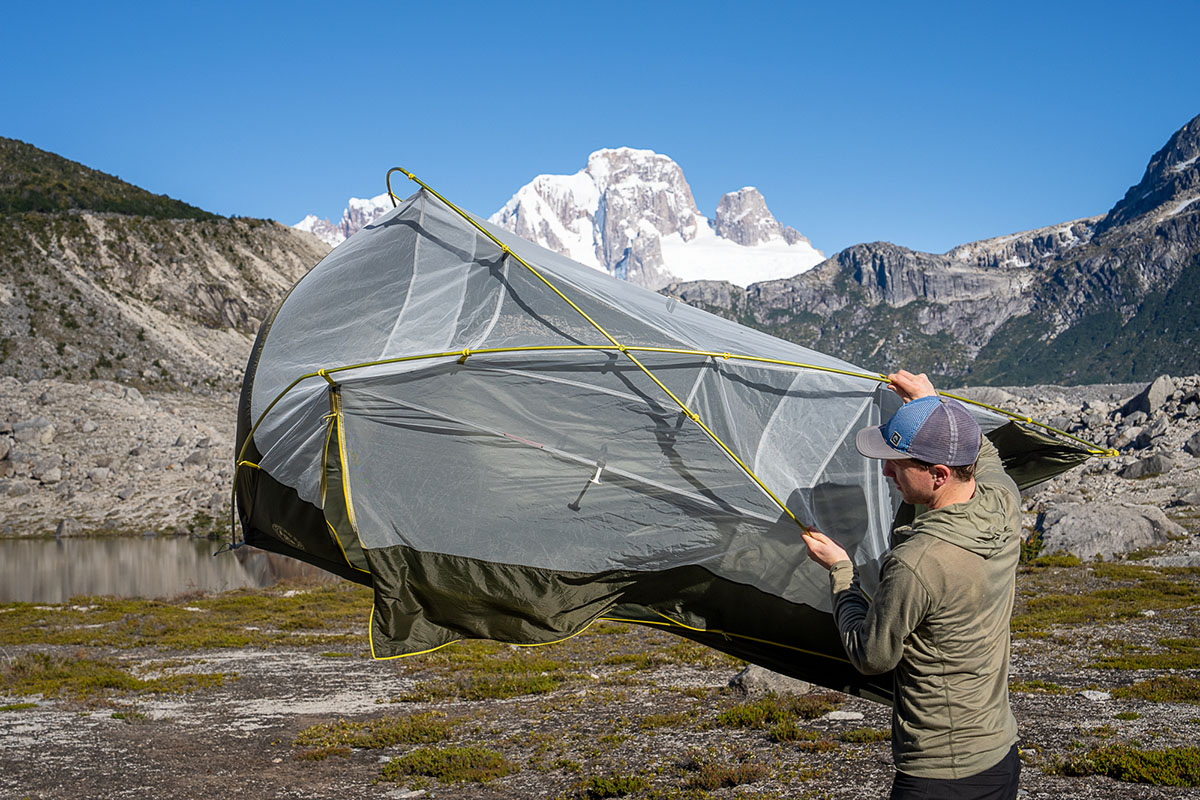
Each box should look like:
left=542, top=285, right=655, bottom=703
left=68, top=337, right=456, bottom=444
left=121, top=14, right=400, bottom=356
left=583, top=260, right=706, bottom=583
left=1051, top=743, right=1200, bottom=786
left=576, top=772, right=648, bottom=798
left=1113, top=675, right=1200, bottom=705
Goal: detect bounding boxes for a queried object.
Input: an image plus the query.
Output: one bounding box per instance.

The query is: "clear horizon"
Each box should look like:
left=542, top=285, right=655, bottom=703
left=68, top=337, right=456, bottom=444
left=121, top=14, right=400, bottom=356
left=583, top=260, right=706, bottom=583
left=3, top=1, right=1197, bottom=256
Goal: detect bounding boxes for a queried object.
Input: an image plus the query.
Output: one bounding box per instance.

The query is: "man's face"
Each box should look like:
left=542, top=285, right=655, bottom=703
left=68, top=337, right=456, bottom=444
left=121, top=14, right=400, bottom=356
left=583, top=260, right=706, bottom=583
left=881, top=458, right=937, bottom=506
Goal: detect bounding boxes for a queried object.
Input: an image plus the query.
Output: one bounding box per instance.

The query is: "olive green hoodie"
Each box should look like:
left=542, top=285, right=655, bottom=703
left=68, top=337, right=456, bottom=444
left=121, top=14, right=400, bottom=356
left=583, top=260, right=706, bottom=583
left=828, top=437, right=1021, bottom=779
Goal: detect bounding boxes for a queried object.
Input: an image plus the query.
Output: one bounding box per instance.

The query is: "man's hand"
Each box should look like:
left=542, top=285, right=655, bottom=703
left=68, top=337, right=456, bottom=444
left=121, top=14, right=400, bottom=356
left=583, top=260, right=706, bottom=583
left=802, top=529, right=850, bottom=571
left=887, top=370, right=938, bottom=404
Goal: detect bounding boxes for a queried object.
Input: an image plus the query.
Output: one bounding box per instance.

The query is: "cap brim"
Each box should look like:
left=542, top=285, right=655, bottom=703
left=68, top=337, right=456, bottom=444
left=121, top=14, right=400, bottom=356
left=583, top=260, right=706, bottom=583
left=855, top=426, right=911, bottom=460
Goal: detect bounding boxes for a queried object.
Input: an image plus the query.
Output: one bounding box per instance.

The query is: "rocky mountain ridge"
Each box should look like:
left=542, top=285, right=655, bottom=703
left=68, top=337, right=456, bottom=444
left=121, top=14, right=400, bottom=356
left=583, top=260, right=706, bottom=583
left=294, top=194, right=394, bottom=248
left=491, top=148, right=825, bottom=289
left=664, top=113, right=1200, bottom=385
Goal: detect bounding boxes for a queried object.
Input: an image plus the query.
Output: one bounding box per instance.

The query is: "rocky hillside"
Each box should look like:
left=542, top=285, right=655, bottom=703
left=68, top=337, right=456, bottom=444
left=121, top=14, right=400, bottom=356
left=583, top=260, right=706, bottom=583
left=665, top=114, right=1200, bottom=385
left=0, top=143, right=330, bottom=393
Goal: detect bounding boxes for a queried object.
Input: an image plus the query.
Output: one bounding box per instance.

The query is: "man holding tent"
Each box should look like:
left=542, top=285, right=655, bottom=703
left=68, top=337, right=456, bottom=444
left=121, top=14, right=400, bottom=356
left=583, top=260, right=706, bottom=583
left=803, top=370, right=1022, bottom=800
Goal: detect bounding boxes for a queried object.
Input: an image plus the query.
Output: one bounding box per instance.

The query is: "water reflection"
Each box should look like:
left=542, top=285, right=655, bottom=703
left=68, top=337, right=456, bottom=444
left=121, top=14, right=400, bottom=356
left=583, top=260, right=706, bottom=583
left=0, top=538, right=333, bottom=603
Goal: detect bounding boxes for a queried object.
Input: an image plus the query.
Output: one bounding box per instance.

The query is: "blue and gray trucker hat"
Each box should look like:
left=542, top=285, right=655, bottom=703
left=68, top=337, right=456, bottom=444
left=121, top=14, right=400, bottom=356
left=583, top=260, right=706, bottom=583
left=855, top=396, right=982, bottom=466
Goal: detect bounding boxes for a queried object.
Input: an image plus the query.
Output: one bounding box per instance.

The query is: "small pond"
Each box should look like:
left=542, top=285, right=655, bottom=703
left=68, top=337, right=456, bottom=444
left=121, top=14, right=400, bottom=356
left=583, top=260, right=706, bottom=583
left=0, top=537, right=331, bottom=603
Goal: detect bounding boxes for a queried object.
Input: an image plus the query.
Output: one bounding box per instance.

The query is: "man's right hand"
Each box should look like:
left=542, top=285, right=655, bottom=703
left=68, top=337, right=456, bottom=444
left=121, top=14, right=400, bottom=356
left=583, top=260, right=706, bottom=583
left=802, top=529, right=849, bottom=571
left=887, top=370, right=938, bottom=404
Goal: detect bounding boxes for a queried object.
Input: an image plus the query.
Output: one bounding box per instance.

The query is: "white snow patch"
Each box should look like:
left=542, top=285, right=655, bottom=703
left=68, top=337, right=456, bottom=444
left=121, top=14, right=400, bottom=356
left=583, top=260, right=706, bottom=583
left=1173, top=154, right=1198, bottom=173
left=1166, top=196, right=1199, bottom=217
left=660, top=221, right=825, bottom=285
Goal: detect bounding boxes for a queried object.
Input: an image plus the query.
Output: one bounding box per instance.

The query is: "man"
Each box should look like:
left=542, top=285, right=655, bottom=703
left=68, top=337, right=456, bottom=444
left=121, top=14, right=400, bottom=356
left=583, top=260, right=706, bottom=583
left=803, top=370, right=1022, bottom=800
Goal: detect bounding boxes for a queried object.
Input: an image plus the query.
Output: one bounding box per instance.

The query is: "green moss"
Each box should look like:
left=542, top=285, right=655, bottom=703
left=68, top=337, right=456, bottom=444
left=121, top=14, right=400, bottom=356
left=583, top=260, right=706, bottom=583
left=0, top=702, right=37, bottom=712
left=379, top=745, right=514, bottom=784
left=398, top=644, right=572, bottom=700
left=110, top=709, right=147, bottom=722
left=0, top=652, right=233, bottom=701
left=838, top=727, right=890, bottom=743
left=770, top=722, right=837, bottom=750
left=1010, top=679, right=1070, bottom=694
left=674, top=748, right=767, bottom=790
left=1028, top=553, right=1082, bottom=569
left=1113, top=675, right=1200, bottom=705
left=1114, top=712, right=1140, bottom=721
left=715, top=692, right=841, bottom=730
left=576, top=773, right=648, bottom=799
left=293, top=712, right=454, bottom=749
left=295, top=745, right=352, bottom=761
left=0, top=582, right=372, bottom=651
left=684, top=760, right=766, bottom=790
left=1093, top=637, right=1200, bottom=670
left=638, top=711, right=692, bottom=730
left=404, top=672, right=564, bottom=701
left=1051, top=743, right=1200, bottom=786
left=1013, top=563, right=1200, bottom=635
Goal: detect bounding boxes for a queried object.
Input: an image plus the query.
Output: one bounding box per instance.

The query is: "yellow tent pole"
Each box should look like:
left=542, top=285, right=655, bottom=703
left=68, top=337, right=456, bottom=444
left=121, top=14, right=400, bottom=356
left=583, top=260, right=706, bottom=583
left=232, top=177, right=1117, bottom=544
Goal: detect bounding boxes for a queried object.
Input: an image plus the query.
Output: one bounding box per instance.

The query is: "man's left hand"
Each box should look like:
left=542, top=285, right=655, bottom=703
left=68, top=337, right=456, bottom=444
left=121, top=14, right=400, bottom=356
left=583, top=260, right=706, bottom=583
left=802, top=529, right=849, bottom=570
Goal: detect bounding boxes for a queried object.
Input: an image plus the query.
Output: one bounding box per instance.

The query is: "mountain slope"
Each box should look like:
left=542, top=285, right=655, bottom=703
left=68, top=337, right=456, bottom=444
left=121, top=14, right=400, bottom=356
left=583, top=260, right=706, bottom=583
left=0, top=142, right=330, bottom=392
left=665, top=113, right=1200, bottom=385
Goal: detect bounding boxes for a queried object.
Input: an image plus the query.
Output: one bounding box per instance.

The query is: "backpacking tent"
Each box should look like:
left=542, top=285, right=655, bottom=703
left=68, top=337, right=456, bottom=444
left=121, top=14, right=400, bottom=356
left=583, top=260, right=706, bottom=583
left=235, top=176, right=1096, bottom=703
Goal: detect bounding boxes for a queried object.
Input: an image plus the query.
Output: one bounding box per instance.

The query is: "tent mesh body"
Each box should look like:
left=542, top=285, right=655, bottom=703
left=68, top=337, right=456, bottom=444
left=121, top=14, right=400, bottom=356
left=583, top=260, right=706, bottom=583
left=236, top=188, right=1090, bottom=703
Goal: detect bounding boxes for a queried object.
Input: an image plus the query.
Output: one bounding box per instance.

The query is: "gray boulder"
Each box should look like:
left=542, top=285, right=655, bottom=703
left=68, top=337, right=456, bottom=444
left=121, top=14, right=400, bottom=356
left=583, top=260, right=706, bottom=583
left=1185, top=431, right=1200, bottom=457
left=12, top=417, right=56, bottom=445
left=1039, top=502, right=1186, bottom=560
left=31, top=455, right=63, bottom=483
left=1110, top=426, right=1142, bottom=450
left=1172, top=488, right=1200, bottom=507
left=728, top=664, right=812, bottom=696
left=1118, top=454, right=1177, bottom=479
left=1120, top=375, right=1175, bottom=417
left=953, top=386, right=1020, bottom=408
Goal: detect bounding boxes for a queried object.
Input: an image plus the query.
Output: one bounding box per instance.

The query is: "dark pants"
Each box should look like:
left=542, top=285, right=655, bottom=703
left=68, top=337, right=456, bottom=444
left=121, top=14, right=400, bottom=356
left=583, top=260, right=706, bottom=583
left=889, top=745, right=1020, bottom=800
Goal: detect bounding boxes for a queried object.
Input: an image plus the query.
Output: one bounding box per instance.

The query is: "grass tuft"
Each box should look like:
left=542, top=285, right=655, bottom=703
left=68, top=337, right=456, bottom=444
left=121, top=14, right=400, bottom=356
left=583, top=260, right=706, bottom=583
left=380, top=745, right=514, bottom=784
left=838, top=727, right=890, bottom=743
left=1010, top=679, right=1070, bottom=694
left=716, top=692, right=841, bottom=730
left=293, top=711, right=454, bottom=749
left=1112, top=675, right=1200, bottom=705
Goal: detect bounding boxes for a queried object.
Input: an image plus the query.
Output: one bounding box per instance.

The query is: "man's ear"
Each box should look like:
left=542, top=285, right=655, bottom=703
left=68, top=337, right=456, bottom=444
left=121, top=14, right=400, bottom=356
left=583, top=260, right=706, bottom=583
left=930, top=464, right=952, bottom=488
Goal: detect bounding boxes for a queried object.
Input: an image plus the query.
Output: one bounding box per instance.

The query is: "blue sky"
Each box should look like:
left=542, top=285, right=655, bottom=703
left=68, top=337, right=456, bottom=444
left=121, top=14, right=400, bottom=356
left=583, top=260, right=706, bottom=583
left=3, top=1, right=1198, bottom=255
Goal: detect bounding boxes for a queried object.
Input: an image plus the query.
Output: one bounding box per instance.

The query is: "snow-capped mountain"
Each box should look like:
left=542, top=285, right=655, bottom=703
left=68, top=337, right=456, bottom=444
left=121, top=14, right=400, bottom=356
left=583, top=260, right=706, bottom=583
left=293, top=147, right=824, bottom=289
left=490, top=148, right=824, bottom=289
left=294, top=194, right=395, bottom=247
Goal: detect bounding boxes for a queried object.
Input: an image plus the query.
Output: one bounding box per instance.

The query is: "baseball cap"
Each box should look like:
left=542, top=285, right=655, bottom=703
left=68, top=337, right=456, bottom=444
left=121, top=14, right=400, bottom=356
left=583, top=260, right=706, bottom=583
left=855, top=396, right=981, bottom=466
